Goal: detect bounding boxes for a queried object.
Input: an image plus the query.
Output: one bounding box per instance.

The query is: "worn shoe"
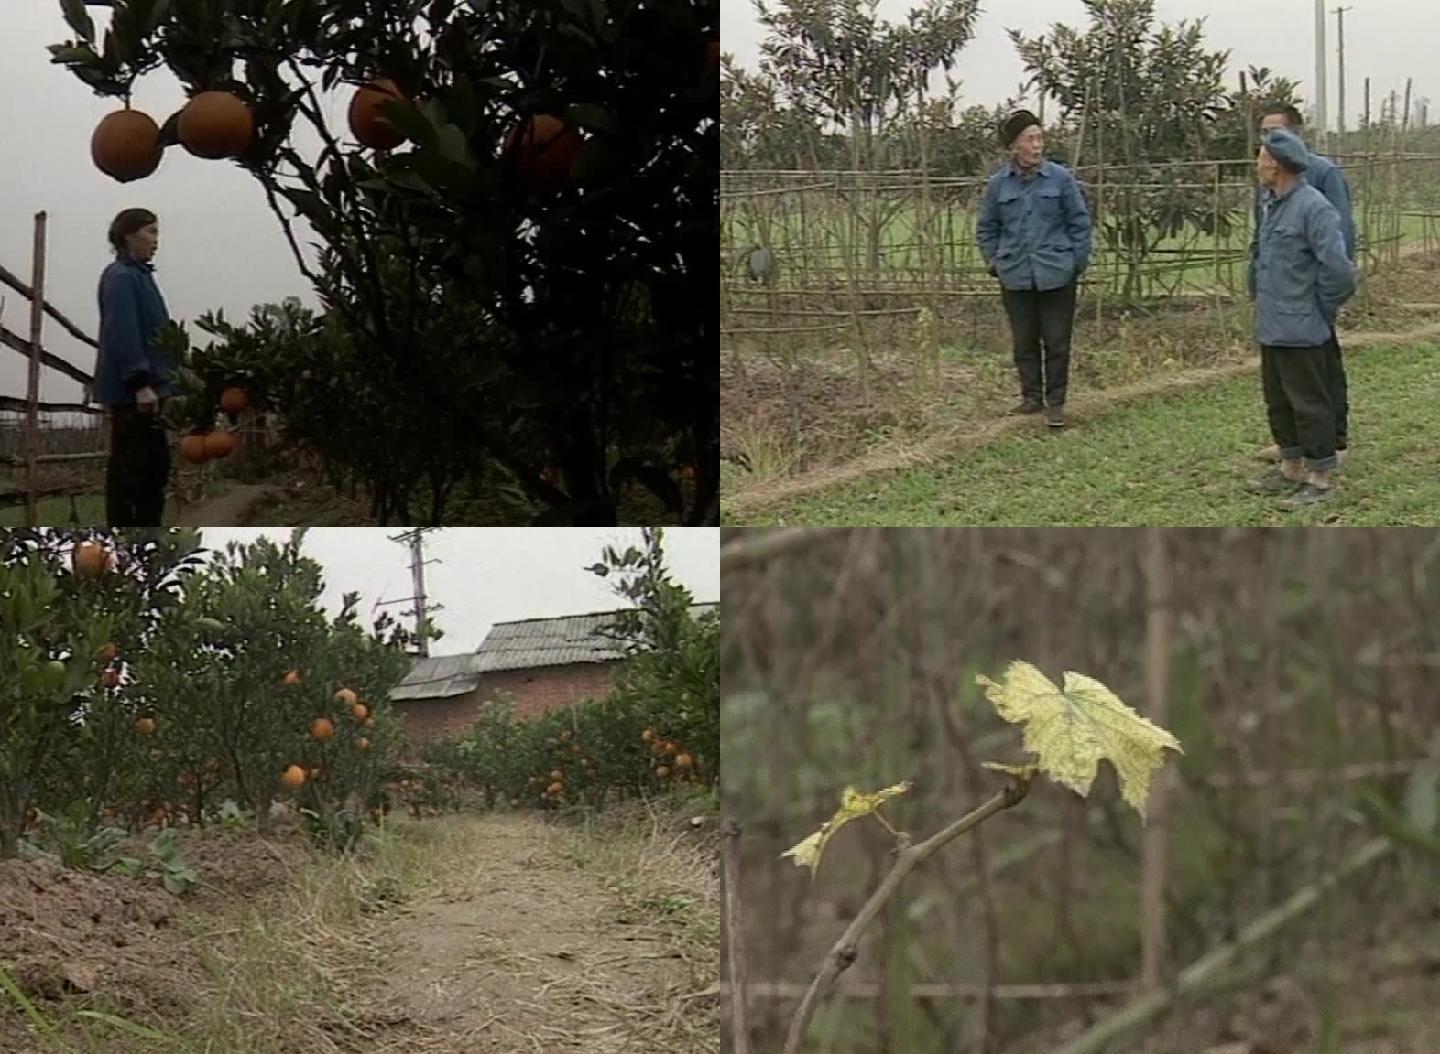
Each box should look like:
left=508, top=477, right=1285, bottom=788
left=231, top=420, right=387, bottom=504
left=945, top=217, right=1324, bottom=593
left=1247, top=467, right=1303, bottom=495
left=1045, top=405, right=1065, bottom=428
left=1008, top=400, right=1043, bottom=416
left=1279, top=482, right=1333, bottom=509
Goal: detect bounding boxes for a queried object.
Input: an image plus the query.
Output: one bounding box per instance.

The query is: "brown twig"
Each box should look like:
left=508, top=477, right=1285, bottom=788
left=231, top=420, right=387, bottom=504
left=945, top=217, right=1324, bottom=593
left=781, top=777, right=1032, bottom=1054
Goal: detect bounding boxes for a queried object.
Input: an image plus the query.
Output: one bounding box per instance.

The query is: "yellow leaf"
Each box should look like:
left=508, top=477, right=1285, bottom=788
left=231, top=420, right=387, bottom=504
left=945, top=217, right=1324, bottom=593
left=781, top=780, right=913, bottom=875
left=976, top=662, right=1182, bottom=818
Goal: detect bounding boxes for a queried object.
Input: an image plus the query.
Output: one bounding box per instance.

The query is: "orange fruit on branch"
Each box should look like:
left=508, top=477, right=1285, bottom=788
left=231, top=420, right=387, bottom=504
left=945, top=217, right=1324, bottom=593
left=219, top=387, right=249, bottom=414
left=641, top=728, right=655, bottom=743
left=179, top=91, right=254, bottom=159
left=283, top=670, right=302, bottom=686
left=354, top=737, right=371, bottom=752
left=504, top=113, right=583, bottom=192
left=334, top=687, right=357, bottom=708
left=72, top=540, right=109, bottom=578
left=352, top=703, right=369, bottom=722
left=91, top=108, right=162, bottom=182
left=203, top=429, right=237, bottom=460
left=310, top=716, right=335, bottom=741
left=363, top=716, right=376, bottom=729
left=179, top=433, right=209, bottom=464
left=549, top=769, right=563, bottom=781
left=134, top=717, right=156, bottom=736
left=656, top=766, right=671, bottom=779
left=675, top=753, right=694, bottom=770
left=280, top=764, right=306, bottom=790
left=348, top=78, right=409, bottom=150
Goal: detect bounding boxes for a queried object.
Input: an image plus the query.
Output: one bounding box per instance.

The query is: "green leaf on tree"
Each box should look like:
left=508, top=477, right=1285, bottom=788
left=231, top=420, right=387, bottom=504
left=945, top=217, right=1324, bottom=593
left=976, top=661, right=1182, bottom=818
left=781, top=780, right=912, bottom=876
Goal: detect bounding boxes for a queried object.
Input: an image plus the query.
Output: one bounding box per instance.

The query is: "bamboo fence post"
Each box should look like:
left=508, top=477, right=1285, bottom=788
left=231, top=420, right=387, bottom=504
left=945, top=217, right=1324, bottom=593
left=25, top=212, right=49, bottom=528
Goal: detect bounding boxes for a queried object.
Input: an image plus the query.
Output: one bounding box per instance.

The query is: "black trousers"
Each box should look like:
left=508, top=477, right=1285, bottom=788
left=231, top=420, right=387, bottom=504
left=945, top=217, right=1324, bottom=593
left=1260, top=344, right=1337, bottom=468
left=1326, top=329, right=1349, bottom=449
left=105, top=406, right=170, bottom=527
left=1000, top=281, right=1077, bottom=406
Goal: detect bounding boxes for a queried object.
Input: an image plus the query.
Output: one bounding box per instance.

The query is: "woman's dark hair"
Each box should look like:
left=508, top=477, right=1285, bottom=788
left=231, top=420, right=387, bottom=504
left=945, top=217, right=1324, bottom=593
left=107, top=208, right=158, bottom=254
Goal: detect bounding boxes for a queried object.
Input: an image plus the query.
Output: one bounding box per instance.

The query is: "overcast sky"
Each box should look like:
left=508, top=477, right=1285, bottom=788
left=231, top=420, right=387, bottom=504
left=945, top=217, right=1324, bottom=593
left=723, top=0, right=1435, bottom=129
left=0, top=3, right=332, bottom=413
left=193, top=528, right=719, bottom=653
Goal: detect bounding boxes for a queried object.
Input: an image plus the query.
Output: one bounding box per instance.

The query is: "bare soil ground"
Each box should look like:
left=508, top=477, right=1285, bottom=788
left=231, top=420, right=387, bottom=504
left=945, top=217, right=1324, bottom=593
left=0, top=806, right=719, bottom=1054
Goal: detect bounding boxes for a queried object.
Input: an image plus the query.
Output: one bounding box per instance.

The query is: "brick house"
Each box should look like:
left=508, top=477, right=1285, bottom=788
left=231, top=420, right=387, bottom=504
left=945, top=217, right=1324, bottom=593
left=390, top=603, right=717, bottom=747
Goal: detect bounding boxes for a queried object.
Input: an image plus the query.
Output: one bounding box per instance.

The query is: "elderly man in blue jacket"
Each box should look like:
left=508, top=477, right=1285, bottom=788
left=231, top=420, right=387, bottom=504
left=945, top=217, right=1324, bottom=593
left=1247, top=129, right=1356, bottom=508
left=976, top=110, right=1092, bottom=429
left=1251, top=104, right=1356, bottom=464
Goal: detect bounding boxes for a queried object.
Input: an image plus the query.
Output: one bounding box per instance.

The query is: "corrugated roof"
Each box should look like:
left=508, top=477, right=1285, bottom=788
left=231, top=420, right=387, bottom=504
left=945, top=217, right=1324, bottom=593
left=390, top=602, right=717, bottom=702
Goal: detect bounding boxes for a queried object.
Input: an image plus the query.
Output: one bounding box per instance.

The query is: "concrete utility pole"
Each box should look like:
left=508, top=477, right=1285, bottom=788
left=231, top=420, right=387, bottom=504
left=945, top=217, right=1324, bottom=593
left=383, top=528, right=443, bottom=656
left=1334, top=7, right=1351, bottom=137
left=1314, top=0, right=1328, bottom=147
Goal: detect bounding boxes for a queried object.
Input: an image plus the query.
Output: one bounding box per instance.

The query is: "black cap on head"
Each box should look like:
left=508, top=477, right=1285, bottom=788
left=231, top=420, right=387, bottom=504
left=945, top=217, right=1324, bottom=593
left=1000, top=109, right=1040, bottom=148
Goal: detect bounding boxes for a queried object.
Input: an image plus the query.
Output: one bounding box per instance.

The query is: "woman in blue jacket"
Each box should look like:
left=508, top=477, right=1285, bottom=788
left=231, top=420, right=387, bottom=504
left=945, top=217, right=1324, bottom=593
left=97, top=208, right=175, bottom=526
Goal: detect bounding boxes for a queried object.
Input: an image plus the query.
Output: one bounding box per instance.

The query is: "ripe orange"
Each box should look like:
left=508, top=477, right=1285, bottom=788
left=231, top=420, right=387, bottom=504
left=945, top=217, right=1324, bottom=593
left=675, top=753, right=694, bottom=770
left=219, top=387, right=249, bottom=414
left=547, top=781, right=564, bottom=796
left=203, top=429, right=237, bottom=459
left=352, top=703, right=369, bottom=722
left=650, top=741, right=666, bottom=757
left=334, top=687, right=357, bottom=708
left=363, top=716, right=376, bottom=729
left=549, top=768, right=563, bottom=781
left=179, top=433, right=209, bottom=464
left=101, top=668, right=121, bottom=689
left=91, top=108, right=162, bottom=182
left=504, top=114, right=583, bottom=192
left=134, top=717, right=157, bottom=736
left=179, top=91, right=254, bottom=159
left=311, top=716, right=335, bottom=741
left=642, top=728, right=655, bottom=743
left=280, top=764, right=306, bottom=790
left=656, top=766, right=671, bottom=779
left=73, top=541, right=109, bottom=579
left=283, top=670, right=302, bottom=686
left=355, top=737, right=371, bottom=752
left=348, top=78, right=408, bottom=150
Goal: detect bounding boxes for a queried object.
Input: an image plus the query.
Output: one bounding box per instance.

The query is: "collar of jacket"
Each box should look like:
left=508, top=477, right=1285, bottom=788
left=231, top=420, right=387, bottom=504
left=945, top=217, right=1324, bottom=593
left=1006, top=158, right=1054, bottom=180
left=1263, top=174, right=1309, bottom=204
left=115, top=253, right=157, bottom=274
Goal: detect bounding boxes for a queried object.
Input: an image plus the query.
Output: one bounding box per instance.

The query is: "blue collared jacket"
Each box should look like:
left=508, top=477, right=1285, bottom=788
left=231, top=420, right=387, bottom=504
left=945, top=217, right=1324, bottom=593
left=1251, top=179, right=1356, bottom=348
left=95, top=254, right=174, bottom=406
left=976, top=159, right=1092, bottom=291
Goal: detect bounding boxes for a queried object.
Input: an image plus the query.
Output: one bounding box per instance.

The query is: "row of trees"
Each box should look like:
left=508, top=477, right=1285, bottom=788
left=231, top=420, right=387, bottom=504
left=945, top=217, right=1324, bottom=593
left=0, top=529, right=418, bottom=861
left=724, top=0, right=1308, bottom=174
left=55, top=0, right=718, bottom=525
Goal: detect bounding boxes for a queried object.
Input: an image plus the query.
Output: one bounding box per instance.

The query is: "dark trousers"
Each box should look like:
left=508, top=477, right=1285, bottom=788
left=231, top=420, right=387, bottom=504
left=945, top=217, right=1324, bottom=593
left=105, top=406, right=170, bottom=527
left=1326, top=329, right=1349, bottom=449
left=1000, top=281, right=1077, bottom=406
left=1260, top=344, right=1337, bottom=470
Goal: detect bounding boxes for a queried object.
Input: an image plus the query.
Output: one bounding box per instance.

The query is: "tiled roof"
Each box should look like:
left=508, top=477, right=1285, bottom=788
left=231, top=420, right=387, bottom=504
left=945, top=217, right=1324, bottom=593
left=390, top=602, right=717, bottom=702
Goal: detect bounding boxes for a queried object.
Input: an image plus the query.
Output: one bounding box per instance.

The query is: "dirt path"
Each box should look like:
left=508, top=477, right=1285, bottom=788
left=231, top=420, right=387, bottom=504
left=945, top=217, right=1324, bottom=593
left=366, top=814, right=691, bottom=1054
left=173, top=484, right=282, bottom=527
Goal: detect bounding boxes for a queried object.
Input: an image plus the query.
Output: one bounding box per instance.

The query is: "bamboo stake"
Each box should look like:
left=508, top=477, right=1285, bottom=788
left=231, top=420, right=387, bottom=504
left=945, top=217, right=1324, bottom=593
left=25, top=212, right=48, bottom=528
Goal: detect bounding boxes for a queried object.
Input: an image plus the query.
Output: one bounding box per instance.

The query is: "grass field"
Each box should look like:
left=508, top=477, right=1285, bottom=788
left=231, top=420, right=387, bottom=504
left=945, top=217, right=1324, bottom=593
left=727, top=341, right=1440, bottom=526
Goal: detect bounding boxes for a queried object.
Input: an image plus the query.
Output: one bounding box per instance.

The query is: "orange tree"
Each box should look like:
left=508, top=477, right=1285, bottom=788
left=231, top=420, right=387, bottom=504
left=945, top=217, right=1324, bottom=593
left=590, top=528, right=718, bottom=783
left=3, top=530, right=211, bottom=856
left=52, top=0, right=718, bottom=525
left=127, top=531, right=414, bottom=846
